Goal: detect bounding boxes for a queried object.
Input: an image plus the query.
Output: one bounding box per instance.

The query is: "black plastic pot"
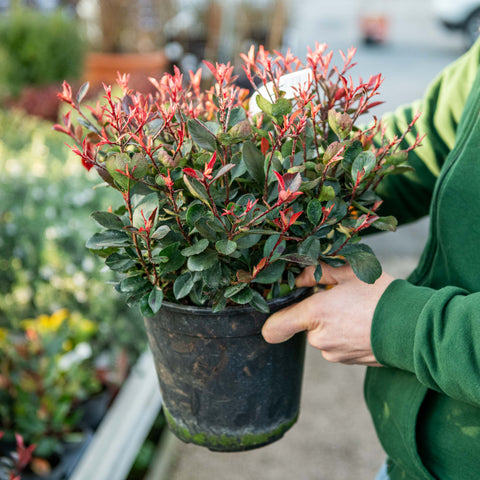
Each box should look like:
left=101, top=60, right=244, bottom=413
left=144, top=288, right=310, bottom=452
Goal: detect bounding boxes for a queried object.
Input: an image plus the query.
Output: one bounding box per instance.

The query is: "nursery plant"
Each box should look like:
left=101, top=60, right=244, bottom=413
left=55, top=43, right=422, bottom=315
left=0, top=309, right=101, bottom=460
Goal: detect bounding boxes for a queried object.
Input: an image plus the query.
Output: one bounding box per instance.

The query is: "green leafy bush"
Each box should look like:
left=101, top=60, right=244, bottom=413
left=0, top=7, right=85, bottom=98
left=0, top=109, right=146, bottom=357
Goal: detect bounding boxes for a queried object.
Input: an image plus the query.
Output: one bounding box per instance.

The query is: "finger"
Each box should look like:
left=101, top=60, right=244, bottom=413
left=262, top=297, right=316, bottom=344
left=295, top=262, right=348, bottom=287
left=295, top=266, right=319, bottom=287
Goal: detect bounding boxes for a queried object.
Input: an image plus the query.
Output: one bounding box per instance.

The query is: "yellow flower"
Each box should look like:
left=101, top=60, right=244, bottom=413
left=0, top=328, right=7, bottom=344
left=36, top=309, right=68, bottom=334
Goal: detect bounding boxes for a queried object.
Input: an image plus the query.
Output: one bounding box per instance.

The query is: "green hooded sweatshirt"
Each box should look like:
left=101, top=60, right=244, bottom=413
left=366, top=39, right=480, bottom=479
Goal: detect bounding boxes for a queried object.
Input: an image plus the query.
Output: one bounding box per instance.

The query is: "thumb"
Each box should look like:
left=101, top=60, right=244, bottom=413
left=262, top=301, right=311, bottom=344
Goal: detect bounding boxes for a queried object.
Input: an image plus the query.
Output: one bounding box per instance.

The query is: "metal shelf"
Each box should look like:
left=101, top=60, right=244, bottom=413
left=70, top=349, right=164, bottom=480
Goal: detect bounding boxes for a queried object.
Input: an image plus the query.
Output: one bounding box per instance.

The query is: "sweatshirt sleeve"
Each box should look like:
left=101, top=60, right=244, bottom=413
left=374, top=38, right=480, bottom=224
left=372, top=279, right=480, bottom=407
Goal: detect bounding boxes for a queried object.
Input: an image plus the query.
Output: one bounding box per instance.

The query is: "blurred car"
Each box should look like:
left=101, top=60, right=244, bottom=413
left=433, top=0, right=480, bottom=46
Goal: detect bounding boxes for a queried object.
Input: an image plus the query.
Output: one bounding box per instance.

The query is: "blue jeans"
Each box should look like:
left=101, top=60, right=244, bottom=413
left=375, top=462, right=390, bottom=480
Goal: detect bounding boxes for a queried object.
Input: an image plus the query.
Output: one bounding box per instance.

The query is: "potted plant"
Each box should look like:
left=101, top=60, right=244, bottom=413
left=0, top=310, right=103, bottom=478
left=54, top=43, right=422, bottom=451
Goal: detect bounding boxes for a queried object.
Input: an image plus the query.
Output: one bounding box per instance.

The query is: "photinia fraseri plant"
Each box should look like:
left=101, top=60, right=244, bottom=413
left=54, top=43, right=422, bottom=315
left=0, top=432, right=36, bottom=480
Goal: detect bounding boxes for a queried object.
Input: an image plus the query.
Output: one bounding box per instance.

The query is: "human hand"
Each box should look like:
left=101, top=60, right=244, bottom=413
left=261, top=263, right=395, bottom=366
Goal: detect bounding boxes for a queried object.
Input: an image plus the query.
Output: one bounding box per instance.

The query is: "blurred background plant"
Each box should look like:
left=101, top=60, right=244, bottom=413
left=0, top=309, right=100, bottom=457
left=0, top=106, right=148, bottom=475
left=0, top=109, right=146, bottom=359
left=0, top=2, right=86, bottom=119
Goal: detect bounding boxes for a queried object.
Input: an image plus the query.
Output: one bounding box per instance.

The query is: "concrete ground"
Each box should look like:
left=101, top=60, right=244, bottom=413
left=164, top=2, right=467, bottom=478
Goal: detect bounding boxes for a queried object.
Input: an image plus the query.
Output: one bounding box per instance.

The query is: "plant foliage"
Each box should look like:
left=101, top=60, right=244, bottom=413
left=55, top=43, right=422, bottom=314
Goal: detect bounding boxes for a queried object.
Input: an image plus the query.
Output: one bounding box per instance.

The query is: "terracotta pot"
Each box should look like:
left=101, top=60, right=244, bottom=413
left=84, top=51, right=169, bottom=92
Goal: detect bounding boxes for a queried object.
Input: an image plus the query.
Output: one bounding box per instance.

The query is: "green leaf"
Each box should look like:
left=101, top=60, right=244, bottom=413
left=105, top=153, right=151, bottom=189
left=263, top=234, right=285, bottom=261
left=173, top=273, right=194, bottom=299
left=187, top=250, right=218, bottom=271
left=215, top=239, right=237, bottom=255
left=91, top=211, right=124, bottom=231
left=249, top=290, right=270, bottom=314
left=314, top=264, right=323, bottom=282
left=318, top=185, right=336, bottom=202
left=280, top=253, right=318, bottom=266
left=255, top=95, right=273, bottom=115
left=76, top=82, right=90, bottom=104
left=181, top=238, right=209, bottom=256
left=187, top=118, right=217, bottom=151
left=212, top=295, right=228, bottom=313
left=351, top=151, right=376, bottom=180
left=106, top=253, right=136, bottom=271
left=224, top=283, right=248, bottom=298
left=387, top=165, right=415, bottom=175
left=119, top=275, right=149, bottom=293
left=183, top=176, right=209, bottom=203
left=227, top=107, right=247, bottom=128
left=243, top=141, right=265, bottom=185
left=203, top=262, right=223, bottom=288
left=140, top=292, right=155, bottom=317
left=254, top=261, right=285, bottom=284
left=194, top=217, right=218, bottom=241
left=307, top=199, right=322, bottom=225
left=272, top=98, right=293, bottom=118
left=151, top=225, right=170, bottom=240
left=186, top=202, right=205, bottom=228
left=157, top=243, right=185, bottom=273
left=148, top=287, right=163, bottom=314
left=211, top=163, right=236, bottom=183
left=341, top=244, right=382, bottom=284
left=372, top=215, right=398, bottom=232
left=299, top=237, right=320, bottom=260
left=230, top=287, right=254, bottom=305
left=235, top=233, right=262, bottom=249
left=342, top=140, right=363, bottom=170
left=86, top=230, right=131, bottom=249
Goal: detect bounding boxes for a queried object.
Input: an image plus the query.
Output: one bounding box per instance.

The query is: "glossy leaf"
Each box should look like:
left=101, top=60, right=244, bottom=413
left=216, top=239, right=237, bottom=255
left=341, top=244, right=382, bottom=284
left=148, top=287, right=164, bottom=314
left=280, top=253, right=317, bottom=266
left=307, top=199, right=322, bottom=225
left=249, top=290, right=270, bottom=313
left=243, top=141, right=265, bottom=185
left=187, top=250, right=218, bottom=271
left=181, top=238, right=209, bottom=256
left=351, top=151, right=376, bottom=180
left=86, top=230, right=131, bottom=249
left=91, top=211, right=124, bottom=231
left=372, top=215, right=398, bottom=232
left=173, top=273, right=194, bottom=299
left=157, top=243, right=185, bottom=273
left=106, top=253, right=136, bottom=271
left=254, top=261, right=285, bottom=284
left=187, top=119, right=217, bottom=151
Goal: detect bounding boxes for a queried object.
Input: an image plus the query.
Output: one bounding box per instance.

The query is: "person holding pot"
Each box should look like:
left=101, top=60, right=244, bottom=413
left=262, top=38, right=480, bottom=480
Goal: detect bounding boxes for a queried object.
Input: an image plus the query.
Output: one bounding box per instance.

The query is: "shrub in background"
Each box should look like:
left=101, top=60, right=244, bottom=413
left=0, top=109, right=146, bottom=360
left=0, top=6, right=85, bottom=99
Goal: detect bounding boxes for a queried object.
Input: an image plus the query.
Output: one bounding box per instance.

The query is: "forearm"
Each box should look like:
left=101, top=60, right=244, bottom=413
left=372, top=279, right=480, bottom=407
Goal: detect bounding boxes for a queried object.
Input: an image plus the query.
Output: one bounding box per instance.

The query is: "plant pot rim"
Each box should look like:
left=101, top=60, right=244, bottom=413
left=145, top=288, right=313, bottom=338
left=160, top=287, right=311, bottom=316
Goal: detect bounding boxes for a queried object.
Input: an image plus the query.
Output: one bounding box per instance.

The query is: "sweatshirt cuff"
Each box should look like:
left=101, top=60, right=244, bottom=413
left=371, top=279, right=435, bottom=372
